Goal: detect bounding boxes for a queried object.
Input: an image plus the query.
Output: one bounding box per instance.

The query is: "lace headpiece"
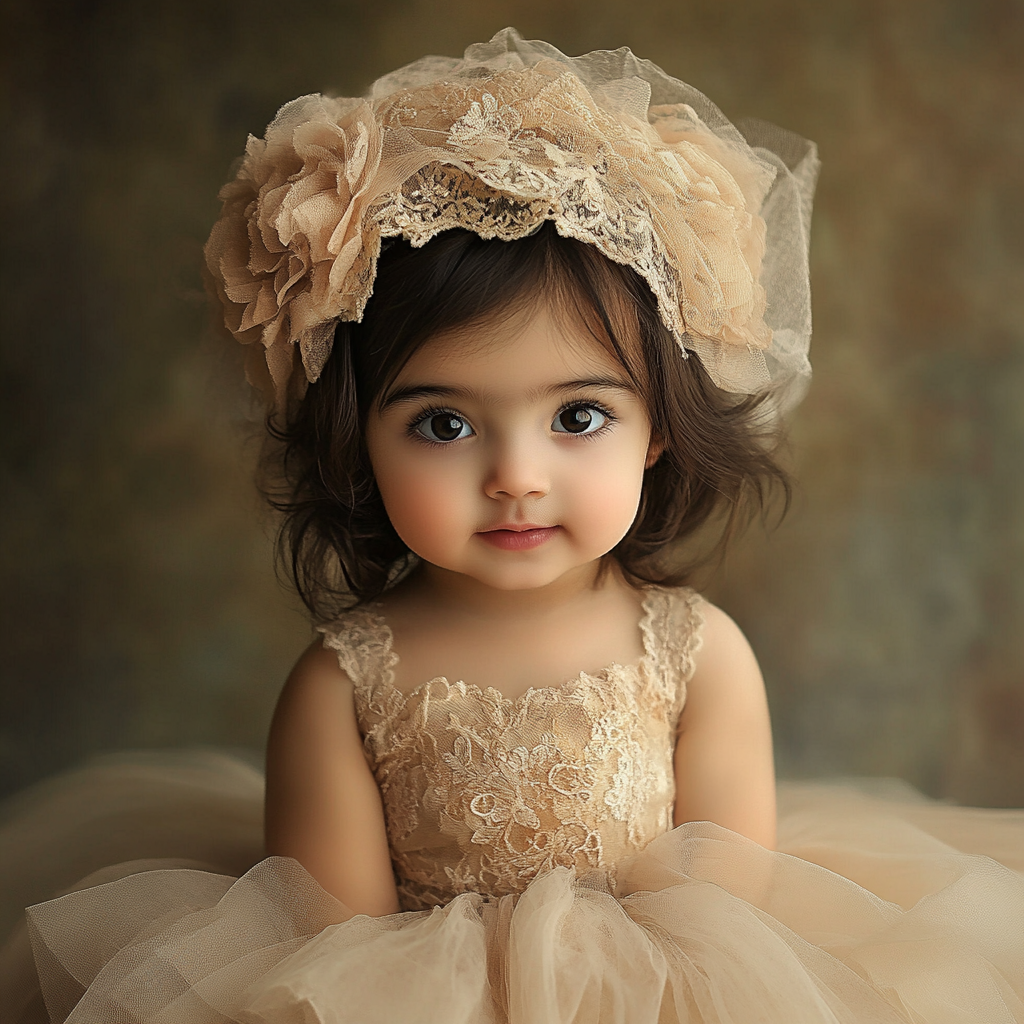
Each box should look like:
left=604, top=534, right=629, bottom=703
left=205, top=29, right=818, bottom=413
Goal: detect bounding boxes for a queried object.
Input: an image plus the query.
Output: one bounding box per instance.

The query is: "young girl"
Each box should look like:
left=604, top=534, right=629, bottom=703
left=7, top=27, right=1024, bottom=1024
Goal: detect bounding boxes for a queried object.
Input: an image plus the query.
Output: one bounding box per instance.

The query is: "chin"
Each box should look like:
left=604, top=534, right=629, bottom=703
left=469, top=557, right=603, bottom=592
left=467, top=570, right=565, bottom=592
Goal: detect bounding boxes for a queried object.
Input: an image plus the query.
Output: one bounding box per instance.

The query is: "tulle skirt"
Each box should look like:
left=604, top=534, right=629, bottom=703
left=2, top=751, right=1022, bottom=1023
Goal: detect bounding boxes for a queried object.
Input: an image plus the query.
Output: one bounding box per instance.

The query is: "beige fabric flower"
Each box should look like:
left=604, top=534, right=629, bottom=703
left=205, top=29, right=818, bottom=412
left=205, top=96, right=388, bottom=407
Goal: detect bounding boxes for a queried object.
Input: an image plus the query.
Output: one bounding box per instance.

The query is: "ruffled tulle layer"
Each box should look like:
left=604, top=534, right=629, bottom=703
left=2, top=753, right=1023, bottom=1023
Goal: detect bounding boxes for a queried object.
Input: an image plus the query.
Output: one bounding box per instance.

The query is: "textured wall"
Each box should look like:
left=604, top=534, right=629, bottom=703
left=1, top=0, right=1022, bottom=804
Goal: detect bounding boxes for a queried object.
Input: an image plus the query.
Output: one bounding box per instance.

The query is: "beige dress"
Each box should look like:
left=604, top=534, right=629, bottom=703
left=6, top=587, right=1024, bottom=1023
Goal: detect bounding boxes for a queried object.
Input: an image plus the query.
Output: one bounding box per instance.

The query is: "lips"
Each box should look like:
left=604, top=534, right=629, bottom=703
left=477, top=524, right=560, bottom=551
left=485, top=523, right=549, bottom=533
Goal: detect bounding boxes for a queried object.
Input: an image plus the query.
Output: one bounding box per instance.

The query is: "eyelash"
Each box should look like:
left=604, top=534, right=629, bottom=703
left=405, top=401, right=619, bottom=447
left=405, top=405, right=470, bottom=448
left=557, top=400, right=617, bottom=441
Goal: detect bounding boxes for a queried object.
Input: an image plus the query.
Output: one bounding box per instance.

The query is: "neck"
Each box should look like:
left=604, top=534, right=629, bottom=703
left=406, top=560, right=620, bottom=624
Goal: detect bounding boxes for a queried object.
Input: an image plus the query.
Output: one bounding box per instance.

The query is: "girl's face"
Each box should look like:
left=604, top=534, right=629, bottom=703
left=366, top=303, right=661, bottom=594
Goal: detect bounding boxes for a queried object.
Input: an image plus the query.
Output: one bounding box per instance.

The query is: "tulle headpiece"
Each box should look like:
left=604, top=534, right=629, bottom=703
left=205, top=29, right=818, bottom=413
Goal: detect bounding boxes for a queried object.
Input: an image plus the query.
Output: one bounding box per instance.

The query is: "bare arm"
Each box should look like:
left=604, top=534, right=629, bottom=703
left=265, top=642, right=401, bottom=916
left=673, top=602, right=777, bottom=848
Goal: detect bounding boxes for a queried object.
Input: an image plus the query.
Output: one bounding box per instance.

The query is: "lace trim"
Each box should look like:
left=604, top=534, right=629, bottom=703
left=319, top=585, right=703, bottom=720
left=318, top=605, right=399, bottom=688
left=642, top=586, right=704, bottom=723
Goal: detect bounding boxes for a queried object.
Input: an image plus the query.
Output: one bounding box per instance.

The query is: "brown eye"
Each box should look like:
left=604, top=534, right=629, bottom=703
left=553, top=405, right=606, bottom=435
left=415, top=412, right=472, bottom=443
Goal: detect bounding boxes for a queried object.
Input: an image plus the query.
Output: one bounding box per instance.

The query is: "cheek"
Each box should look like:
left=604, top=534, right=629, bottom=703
left=373, top=454, right=474, bottom=552
left=563, top=445, right=648, bottom=536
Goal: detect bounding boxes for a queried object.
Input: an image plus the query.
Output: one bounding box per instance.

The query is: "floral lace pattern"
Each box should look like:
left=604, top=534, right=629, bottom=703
left=320, top=587, right=704, bottom=911
left=205, top=30, right=818, bottom=413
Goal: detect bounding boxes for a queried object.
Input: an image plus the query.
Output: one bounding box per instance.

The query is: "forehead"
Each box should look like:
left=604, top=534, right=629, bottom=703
left=393, top=303, right=633, bottom=396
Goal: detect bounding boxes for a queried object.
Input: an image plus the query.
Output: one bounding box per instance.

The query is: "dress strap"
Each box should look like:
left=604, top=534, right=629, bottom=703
left=640, top=587, right=705, bottom=724
left=317, top=605, right=397, bottom=689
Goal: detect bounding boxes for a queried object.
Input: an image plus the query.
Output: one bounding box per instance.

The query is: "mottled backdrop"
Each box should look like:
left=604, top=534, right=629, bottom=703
left=2, top=0, right=1022, bottom=805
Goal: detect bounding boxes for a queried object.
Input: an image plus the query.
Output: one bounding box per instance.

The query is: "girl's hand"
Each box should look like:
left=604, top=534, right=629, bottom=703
left=264, top=644, right=401, bottom=916
left=673, top=603, right=777, bottom=849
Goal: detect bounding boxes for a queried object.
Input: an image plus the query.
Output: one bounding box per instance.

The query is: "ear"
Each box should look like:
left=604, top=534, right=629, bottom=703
left=644, top=433, right=665, bottom=470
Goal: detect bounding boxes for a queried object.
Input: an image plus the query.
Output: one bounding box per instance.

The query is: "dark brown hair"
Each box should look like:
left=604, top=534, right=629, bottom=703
left=263, top=223, right=789, bottom=620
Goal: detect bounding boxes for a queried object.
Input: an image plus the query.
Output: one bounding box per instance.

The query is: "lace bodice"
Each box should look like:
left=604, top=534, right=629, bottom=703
left=320, top=586, right=704, bottom=910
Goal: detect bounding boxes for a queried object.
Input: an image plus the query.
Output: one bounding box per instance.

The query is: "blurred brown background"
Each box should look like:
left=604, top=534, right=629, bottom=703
left=1, top=0, right=1022, bottom=806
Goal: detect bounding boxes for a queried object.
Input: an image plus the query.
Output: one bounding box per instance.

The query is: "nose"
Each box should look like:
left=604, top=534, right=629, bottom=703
left=483, top=436, right=550, bottom=500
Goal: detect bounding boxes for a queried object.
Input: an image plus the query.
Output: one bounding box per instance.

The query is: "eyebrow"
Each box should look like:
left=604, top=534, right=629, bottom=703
left=379, top=376, right=638, bottom=411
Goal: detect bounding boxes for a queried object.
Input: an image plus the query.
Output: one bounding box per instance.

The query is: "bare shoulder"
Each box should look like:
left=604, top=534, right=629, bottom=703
left=266, top=639, right=364, bottom=789
left=273, top=640, right=355, bottom=721
left=674, top=598, right=776, bottom=846
left=266, top=639, right=363, bottom=804
left=685, top=598, right=767, bottom=716
left=265, top=638, right=400, bottom=915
